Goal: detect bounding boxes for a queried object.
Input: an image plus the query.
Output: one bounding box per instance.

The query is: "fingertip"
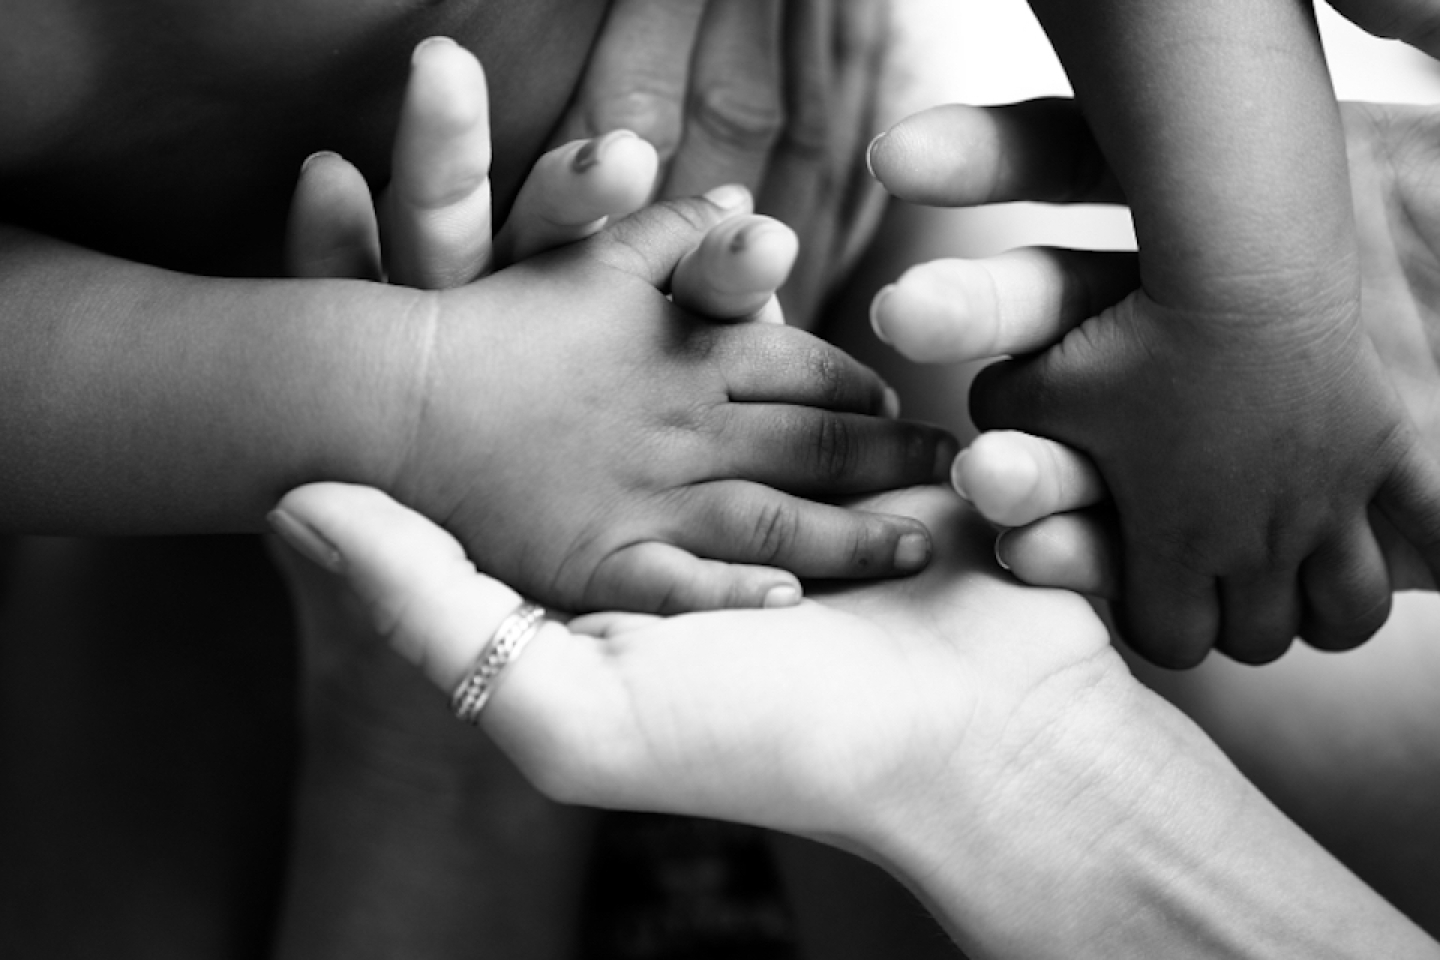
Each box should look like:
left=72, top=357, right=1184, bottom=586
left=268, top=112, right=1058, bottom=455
left=957, top=432, right=1041, bottom=526
left=1000, top=512, right=1119, bottom=598
left=872, top=261, right=996, bottom=363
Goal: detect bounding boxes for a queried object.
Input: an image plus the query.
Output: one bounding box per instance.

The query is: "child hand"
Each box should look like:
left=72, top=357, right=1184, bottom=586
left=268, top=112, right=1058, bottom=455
left=287, top=40, right=951, bottom=614
left=870, top=100, right=1440, bottom=665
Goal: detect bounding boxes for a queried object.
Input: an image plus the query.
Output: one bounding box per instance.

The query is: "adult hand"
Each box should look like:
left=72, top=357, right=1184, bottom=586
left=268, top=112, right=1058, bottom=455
left=269, top=480, right=1438, bottom=958
left=554, top=0, right=893, bottom=326
left=868, top=99, right=1440, bottom=620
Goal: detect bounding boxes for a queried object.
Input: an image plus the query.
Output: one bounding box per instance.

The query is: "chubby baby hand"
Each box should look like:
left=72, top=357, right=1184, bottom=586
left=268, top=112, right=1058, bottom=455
left=287, top=38, right=954, bottom=614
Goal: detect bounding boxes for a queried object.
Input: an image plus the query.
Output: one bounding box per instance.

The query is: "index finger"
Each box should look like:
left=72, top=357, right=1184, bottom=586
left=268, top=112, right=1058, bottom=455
left=869, top=99, right=1126, bottom=208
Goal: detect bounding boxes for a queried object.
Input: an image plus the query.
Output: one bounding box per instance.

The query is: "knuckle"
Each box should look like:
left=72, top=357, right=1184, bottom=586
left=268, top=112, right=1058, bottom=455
left=691, top=82, right=786, bottom=154
left=803, top=344, right=848, bottom=406
left=746, top=499, right=799, bottom=564
left=808, top=414, right=856, bottom=484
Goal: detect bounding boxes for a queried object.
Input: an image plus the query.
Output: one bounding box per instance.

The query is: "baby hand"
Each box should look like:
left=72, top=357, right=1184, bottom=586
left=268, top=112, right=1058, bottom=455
left=287, top=39, right=952, bottom=614
left=871, top=100, right=1440, bottom=665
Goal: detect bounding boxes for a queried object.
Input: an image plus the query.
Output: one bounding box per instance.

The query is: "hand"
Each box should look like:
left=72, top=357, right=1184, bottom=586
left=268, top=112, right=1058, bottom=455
left=273, top=480, right=1440, bottom=958
left=553, top=0, right=893, bottom=327
left=288, top=39, right=956, bottom=616
left=271, top=480, right=1118, bottom=849
left=870, top=100, right=1440, bottom=659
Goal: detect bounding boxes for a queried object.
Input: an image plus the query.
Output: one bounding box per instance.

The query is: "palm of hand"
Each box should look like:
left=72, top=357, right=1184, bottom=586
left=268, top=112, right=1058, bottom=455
left=496, top=487, right=1121, bottom=846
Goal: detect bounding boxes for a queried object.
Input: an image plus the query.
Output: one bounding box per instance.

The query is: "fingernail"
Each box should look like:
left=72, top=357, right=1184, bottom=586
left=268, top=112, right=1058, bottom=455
left=300, top=150, right=340, bottom=175
left=870, top=284, right=895, bottom=344
left=704, top=184, right=751, bottom=211
left=866, top=131, right=887, bottom=180
left=951, top=448, right=971, bottom=502
left=882, top=386, right=902, bottom=419
left=728, top=219, right=783, bottom=254
left=994, top=531, right=1013, bottom=572
left=267, top=508, right=343, bottom=573
left=573, top=129, right=638, bottom=173
left=763, top=583, right=802, bottom=609
left=894, top=531, right=931, bottom=571
left=412, top=35, right=458, bottom=62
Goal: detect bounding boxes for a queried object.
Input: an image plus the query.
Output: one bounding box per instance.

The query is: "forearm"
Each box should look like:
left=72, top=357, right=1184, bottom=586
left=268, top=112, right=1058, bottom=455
left=871, top=678, right=1438, bottom=959
left=0, top=226, right=426, bottom=533
left=1028, top=0, right=1355, bottom=311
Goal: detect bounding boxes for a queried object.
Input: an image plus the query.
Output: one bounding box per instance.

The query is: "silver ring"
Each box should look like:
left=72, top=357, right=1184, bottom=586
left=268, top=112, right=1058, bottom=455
left=451, top=601, right=546, bottom=725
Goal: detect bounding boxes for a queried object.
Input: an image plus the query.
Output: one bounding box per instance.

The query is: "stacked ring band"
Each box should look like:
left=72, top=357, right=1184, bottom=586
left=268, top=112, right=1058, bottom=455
left=450, top=601, right=546, bottom=725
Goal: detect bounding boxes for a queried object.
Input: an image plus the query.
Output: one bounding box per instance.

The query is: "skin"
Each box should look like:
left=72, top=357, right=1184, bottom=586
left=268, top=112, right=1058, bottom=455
left=0, top=2, right=902, bottom=955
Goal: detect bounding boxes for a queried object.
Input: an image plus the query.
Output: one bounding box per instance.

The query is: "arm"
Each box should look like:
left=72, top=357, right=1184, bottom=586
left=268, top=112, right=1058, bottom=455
left=272, top=481, right=1440, bottom=959
left=0, top=226, right=422, bottom=533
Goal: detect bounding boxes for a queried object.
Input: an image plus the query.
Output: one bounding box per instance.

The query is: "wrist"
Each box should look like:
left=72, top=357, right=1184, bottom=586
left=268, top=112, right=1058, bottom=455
left=863, top=667, right=1435, bottom=959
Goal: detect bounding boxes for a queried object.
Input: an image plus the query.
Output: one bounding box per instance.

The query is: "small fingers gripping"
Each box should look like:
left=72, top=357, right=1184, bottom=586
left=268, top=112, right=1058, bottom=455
left=969, top=293, right=1412, bottom=666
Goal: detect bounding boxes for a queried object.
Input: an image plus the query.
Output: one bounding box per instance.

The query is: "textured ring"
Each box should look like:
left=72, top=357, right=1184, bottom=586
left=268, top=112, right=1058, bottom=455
left=450, top=601, right=546, bottom=725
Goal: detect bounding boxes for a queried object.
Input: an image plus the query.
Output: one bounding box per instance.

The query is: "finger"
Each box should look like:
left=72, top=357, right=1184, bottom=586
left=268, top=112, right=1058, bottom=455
left=1215, top=570, right=1302, bottom=665
left=761, top=0, right=890, bottom=320
left=870, top=248, right=1139, bottom=364
left=1298, top=522, right=1393, bottom=652
left=1326, top=0, right=1440, bottom=58
left=996, top=509, right=1121, bottom=598
left=584, top=542, right=802, bottom=613
left=679, top=481, right=934, bottom=578
left=285, top=152, right=382, bottom=281
left=582, top=185, right=752, bottom=287
left=271, top=483, right=532, bottom=692
left=383, top=37, right=495, bottom=290
left=671, top=214, right=798, bottom=320
left=1368, top=505, right=1437, bottom=592
left=495, top=130, right=659, bottom=267
left=662, top=0, right=786, bottom=199
left=954, top=431, right=1106, bottom=528
left=711, top=322, right=891, bottom=413
left=1376, top=444, right=1440, bottom=591
left=722, top=406, right=955, bottom=496
left=1117, top=549, right=1219, bottom=669
left=551, top=0, right=709, bottom=169
left=868, top=99, right=1124, bottom=208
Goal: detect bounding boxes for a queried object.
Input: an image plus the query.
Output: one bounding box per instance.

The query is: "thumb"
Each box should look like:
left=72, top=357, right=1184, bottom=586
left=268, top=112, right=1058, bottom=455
left=583, top=184, right=753, bottom=288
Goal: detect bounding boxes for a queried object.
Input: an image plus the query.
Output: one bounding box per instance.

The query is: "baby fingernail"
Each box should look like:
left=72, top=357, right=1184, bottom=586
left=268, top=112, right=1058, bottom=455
left=268, top=508, right=344, bottom=573
left=764, top=584, right=802, bottom=608
left=704, top=184, right=751, bottom=210
left=894, top=531, right=931, bottom=571
left=951, top=448, right=971, bottom=501
left=993, top=531, right=1013, bottom=572
left=870, top=285, right=895, bottom=344
left=573, top=129, right=638, bottom=172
